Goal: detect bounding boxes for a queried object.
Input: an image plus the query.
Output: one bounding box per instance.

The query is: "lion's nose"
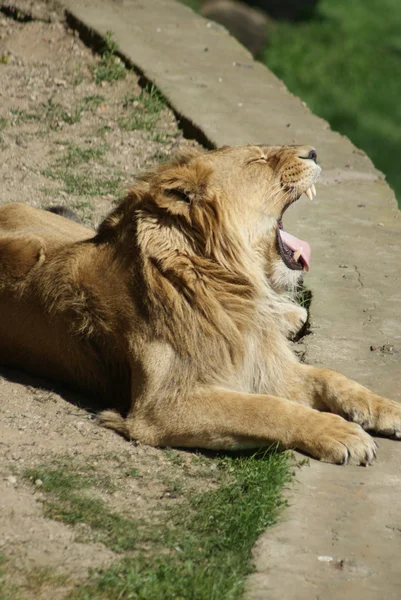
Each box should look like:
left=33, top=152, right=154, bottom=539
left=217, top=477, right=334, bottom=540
left=298, top=147, right=318, bottom=164
left=307, top=149, right=317, bottom=163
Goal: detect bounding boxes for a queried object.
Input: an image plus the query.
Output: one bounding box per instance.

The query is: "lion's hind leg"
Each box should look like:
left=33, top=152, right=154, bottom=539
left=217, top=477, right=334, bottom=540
left=0, top=234, right=46, bottom=280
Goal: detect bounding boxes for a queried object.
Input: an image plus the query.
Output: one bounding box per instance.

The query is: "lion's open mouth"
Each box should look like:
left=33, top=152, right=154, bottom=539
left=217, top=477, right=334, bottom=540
left=276, top=184, right=316, bottom=272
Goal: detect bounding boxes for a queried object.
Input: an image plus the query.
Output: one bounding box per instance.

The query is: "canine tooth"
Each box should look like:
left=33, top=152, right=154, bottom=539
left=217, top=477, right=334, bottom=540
left=305, top=187, right=313, bottom=201
left=311, top=183, right=316, bottom=197
left=293, top=248, right=302, bottom=262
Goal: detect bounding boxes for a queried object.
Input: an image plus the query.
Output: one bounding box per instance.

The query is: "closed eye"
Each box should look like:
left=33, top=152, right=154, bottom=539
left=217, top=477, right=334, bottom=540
left=247, top=156, right=268, bottom=165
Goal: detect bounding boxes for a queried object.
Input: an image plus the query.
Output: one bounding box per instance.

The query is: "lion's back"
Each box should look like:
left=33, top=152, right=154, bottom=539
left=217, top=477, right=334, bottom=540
left=0, top=203, right=94, bottom=249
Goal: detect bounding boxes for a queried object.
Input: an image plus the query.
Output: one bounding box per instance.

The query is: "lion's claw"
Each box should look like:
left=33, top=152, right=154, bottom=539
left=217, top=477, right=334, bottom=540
left=302, top=413, right=377, bottom=466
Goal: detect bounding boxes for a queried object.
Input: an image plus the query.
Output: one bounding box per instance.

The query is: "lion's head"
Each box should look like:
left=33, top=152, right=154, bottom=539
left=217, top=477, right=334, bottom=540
left=94, top=144, right=321, bottom=358
left=116, top=144, right=319, bottom=287
left=197, top=144, right=320, bottom=291
left=98, top=144, right=320, bottom=345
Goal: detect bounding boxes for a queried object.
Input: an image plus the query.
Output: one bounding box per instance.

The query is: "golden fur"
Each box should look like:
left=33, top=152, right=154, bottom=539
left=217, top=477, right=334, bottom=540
left=1, top=144, right=400, bottom=465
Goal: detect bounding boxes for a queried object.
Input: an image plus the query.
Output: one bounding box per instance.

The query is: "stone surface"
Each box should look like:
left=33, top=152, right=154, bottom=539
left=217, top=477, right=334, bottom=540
left=61, top=0, right=401, bottom=597
left=247, top=452, right=401, bottom=600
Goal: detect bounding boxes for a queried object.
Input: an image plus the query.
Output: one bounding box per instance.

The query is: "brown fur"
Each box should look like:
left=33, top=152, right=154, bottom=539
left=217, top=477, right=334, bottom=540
left=1, top=144, right=400, bottom=465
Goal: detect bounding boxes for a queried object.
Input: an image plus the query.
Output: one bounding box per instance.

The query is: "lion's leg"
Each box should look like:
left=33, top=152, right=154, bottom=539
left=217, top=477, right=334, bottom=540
left=0, top=234, right=46, bottom=278
left=100, top=388, right=376, bottom=465
left=286, top=364, right=401, bottom=438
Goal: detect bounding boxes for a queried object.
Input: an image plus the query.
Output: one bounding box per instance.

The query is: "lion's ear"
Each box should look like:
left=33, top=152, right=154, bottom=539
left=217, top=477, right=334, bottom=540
left=153, top=162, right=212, bottom=215
left=172, top=146, right=204, bottom=164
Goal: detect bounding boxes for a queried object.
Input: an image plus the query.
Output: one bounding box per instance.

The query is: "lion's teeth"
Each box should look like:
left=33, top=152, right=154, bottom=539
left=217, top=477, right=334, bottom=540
left=311, top=183, right=316, bottom=197
left=293, top=248, right=302, bottom=262
left=305, top=187, right=313, bottom=201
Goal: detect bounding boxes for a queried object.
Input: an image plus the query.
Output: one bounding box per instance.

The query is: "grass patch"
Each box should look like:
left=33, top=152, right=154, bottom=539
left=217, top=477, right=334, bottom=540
left=0, top=553, right=19, bottom=600
left=125, top=468, right=142, bottom=478
left=9, top=98, right=84, bottom=129
left=55, top=141, right=107, bottom=167
left=296, top=285, right=313, bottom=310
left=43, top=139, right=122, bottom=211
left=42, top=98, right=83, bottom=127
left=94, top=31, right=126, bottom=84
left=180, top=0, right=202, bottom=10
left=43, top=168, right=121, bottom=198
left=46, top=495, right=138, bottom=553
left=119, top=85, right=166, bottom=132
left=66, top=173, right=120, bottom=196
left=71, top=451, right=291, bottom=600
left=82, top=94, right=106, bottom=110
left=22, top=566, right=69, bottom=596
left=24, top=465, right=135, bottom=552
left=23, top=449, right=292, bottom=599
left=9, top=108, right=40, bottom=124
left=164, top=448, right=185, bottom=466
left=98, top=124, right=113, bottom=136
left=0, top=550, right=69, bottom=599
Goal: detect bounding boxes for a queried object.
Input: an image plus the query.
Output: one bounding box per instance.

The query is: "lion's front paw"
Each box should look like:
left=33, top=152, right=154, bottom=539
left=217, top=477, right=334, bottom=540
left=283, top=305, right=308, bottom=338
left=368, top=397, right=401, bottom=439
left=300, top=413, right=377, bottom=466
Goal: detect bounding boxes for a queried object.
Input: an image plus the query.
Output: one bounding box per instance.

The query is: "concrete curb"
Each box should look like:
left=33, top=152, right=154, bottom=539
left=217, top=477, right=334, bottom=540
left=62, top=1, right=401, bottom=597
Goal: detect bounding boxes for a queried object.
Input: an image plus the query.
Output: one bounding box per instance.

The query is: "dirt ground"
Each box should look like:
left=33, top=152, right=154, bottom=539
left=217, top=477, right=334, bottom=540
left=0, top=4, right=208, bottom=598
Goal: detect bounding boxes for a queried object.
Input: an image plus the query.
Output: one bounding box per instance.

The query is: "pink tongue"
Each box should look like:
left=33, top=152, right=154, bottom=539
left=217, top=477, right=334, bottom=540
left=279, top=230, right=311, bottom=272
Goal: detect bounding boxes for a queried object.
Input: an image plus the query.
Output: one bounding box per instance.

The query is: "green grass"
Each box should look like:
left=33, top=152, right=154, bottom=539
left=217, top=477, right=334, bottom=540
left=43, top=147, right=122, bottom=200
left=0, top=550, right=69, bottom=599
left=9, top=108, right=41, bottom=124
left=54, top=141, right=107, bottom=167
left=21, top=450, right=292, bottom=600
left=296, top=285, right=312, bottom=310
left=82, top=94, right=106, bottom=110
left=181, top=0, right=201, bottom=10
left=164, top=447, right=185, bottom=465
left=42, top=97, right=83, bottom=127
left=42, top=139, right=122, bottom=210
left=24, top=465, right=137, bottom=552
left=260, top=0, right=401, bottom=206
left=93, top=31, right=126, bottom=84
left=0, top=553, right=19, bottom=600
left=9, top=98, right=84, bottom=129
left=43, top=168, right=121, bottom=196
left=119, top=85, right=166, bottom=133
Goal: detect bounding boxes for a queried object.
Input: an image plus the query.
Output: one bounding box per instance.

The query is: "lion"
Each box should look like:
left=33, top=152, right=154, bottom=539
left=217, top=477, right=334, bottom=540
left=0, top=144, right=400, bottom=465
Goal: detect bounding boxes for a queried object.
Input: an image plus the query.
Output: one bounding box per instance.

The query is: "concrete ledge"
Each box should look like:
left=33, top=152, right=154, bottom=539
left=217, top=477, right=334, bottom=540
left=63, top=1, right=401, bottom=597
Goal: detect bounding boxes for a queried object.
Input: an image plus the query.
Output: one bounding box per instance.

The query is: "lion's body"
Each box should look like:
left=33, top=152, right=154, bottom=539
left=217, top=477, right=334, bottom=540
left=0, top=204, right=132, bottom=405
left=1, top=145, right=400, bottom=464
